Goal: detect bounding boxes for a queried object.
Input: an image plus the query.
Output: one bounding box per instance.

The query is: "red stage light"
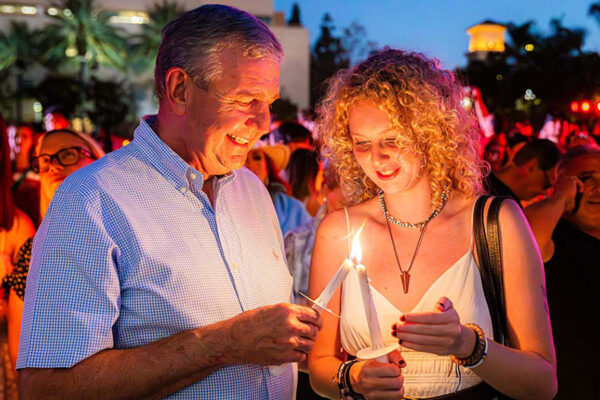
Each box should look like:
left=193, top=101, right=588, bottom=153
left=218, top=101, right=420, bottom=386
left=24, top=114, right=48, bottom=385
left=570, top=101, right=580, bottom=112
left=581, top=101, right=591, bottom=112
left=596, top=101, right=600, bottom=112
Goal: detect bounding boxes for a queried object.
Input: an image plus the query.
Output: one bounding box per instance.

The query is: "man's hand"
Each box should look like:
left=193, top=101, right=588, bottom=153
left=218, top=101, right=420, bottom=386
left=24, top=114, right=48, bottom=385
left=227, top=303, right=323, bottom=365
left=553, top=174, right=580, bottom=214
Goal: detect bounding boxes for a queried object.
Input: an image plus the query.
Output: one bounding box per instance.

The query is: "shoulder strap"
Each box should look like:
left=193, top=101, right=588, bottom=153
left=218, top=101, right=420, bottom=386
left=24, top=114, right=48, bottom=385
left=473, top=195, right=508, bottom=345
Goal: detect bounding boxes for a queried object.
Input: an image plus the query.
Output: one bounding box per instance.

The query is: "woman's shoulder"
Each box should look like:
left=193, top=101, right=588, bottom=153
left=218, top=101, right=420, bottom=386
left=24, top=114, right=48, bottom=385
left=318, top=197, right=379, bottom=237
left=8, top=208, right=35, bottom=237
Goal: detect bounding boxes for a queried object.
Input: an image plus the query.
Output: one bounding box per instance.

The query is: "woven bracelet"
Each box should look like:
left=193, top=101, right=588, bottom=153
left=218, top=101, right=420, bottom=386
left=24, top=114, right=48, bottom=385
left=450, top=323, right=487, bottom=367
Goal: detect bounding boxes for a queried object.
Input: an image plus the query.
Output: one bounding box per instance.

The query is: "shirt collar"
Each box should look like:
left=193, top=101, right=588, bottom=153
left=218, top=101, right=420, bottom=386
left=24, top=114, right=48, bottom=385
left=132, top=115, right=236, bottom=192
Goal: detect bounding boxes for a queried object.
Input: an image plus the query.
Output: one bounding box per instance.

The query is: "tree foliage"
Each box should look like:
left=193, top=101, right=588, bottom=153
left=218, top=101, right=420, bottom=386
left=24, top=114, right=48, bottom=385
left=460, top=18, right=600, bottom=129
left=287, top=3, right=301, bottom=26
left=0, top=21, right=41, bottom=121
left=39, top=0, right=127, bottom=121
left=310, top=13, right=377, bottom=108
left=129, top=0, right=185, bottom=74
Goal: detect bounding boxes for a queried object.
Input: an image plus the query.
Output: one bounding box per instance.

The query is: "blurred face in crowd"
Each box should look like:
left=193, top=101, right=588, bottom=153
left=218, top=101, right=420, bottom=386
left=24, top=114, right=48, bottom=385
left=245, top=149, right=269, bottom=185
left=11, top=125, right=34, bottom=156
left=562, top=154, right=600, bottom=232
left=182, top=48, right=280, bottom=178
left=520, top=160, right=556, bottom=200
left=348, top=99, right=425, bottom=196
left=36, top=131, right=96, bottom=199
left=44, top=112, right=70, bottom=132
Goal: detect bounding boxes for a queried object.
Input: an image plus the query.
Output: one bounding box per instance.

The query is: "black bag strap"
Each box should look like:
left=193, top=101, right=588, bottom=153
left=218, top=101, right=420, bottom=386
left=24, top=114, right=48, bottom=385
left=473, top=195, right=508, bottom=345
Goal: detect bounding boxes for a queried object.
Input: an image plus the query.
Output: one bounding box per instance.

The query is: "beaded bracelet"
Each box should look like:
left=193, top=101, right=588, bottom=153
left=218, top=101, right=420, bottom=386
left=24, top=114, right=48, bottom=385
left=335, top=359, right=365, bottom=399
left=450, top=323, right=488, bottom=368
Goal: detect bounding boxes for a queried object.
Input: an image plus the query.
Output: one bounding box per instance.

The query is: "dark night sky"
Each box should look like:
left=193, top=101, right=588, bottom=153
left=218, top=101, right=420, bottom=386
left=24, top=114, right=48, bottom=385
left=274, top=0, right=600, bottom=69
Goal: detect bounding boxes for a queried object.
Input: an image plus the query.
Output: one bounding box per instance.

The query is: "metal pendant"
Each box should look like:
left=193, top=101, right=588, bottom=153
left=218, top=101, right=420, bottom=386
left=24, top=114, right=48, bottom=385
left=401, top=271, right=410, bottom=294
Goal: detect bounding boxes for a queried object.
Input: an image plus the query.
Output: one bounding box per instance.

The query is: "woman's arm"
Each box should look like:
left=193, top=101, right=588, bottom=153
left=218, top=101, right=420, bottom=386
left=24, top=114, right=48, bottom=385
left=308, top=211, right=404, bottom=400
left=307, top=210, right=351, bottom=398
left=474, top=199, right=557, bottom=399
left=10, top=209, right=35, bottom=262
left=393, top=200, right=557, bottom=400
left=7, top=290, right=23, bottom=372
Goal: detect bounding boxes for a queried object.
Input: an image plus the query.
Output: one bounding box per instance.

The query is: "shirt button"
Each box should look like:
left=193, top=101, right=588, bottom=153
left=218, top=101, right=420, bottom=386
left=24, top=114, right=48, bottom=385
left=190, top=173, right=197, bottom=180
left=232, top=263, right=239, bottom=270
left=180, top=187, right=187, bottom=193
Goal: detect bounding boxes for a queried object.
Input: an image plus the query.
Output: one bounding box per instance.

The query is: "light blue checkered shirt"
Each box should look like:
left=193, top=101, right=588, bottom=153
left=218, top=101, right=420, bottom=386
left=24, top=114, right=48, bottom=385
left=18, top=115, right=297, bottom=399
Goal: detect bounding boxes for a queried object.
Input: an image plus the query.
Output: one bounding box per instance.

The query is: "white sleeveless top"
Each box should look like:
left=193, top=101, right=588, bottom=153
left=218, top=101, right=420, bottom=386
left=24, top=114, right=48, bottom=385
left=339, top=207, right=493, bottom=398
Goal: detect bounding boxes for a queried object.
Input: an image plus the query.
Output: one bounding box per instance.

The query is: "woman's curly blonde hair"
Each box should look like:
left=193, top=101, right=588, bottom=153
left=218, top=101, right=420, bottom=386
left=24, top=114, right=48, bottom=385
left=318, top=48, right=487, bottom=208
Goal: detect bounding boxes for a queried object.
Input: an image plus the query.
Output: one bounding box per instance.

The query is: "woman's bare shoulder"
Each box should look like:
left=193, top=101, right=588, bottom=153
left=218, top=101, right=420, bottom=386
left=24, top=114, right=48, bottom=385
left=317, top=198, right=378, bottom=239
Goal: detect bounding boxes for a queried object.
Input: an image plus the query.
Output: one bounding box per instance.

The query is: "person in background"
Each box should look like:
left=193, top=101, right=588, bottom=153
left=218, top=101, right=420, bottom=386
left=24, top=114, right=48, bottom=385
left=1, top=113, right=35, bottom=399
left=285, top=162, right=343, bottom=306
left=286, top=148, right=323, bottom=216
left=43, top=106, right=70, bottom=132
left=9, top=124, right=41, bottom=226
left=285, top=162, right=342, bottom=400
left=33, top=129, right=105, bottom=221
left=483, top=133, right=507, bottom=173
left=2, top=129, right=103, bottom=388
left=524, top=145, right=600, bottom=399
left=18, top=6, right=322, bottom=399
left=245, top=143, right=311, bottom=235
left=485, top=138, right=560, bottom=206
left=277, top=121, right=314, bottom=154
left=9, top=124, right=35, bottom=178
left=309, top=48, right=556, bottom=399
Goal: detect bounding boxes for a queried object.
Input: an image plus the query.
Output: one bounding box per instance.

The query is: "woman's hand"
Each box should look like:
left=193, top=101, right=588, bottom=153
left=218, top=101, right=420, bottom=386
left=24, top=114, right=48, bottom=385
left=349, top=350, right=405, bottom=400
left=392, top=297, right=476, bottom=358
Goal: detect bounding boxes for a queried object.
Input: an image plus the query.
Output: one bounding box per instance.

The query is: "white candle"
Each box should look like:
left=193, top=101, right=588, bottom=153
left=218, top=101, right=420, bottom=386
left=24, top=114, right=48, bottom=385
left=313, top=258, right=354, bottom=310
left=356, top=263, right=388, bottom=363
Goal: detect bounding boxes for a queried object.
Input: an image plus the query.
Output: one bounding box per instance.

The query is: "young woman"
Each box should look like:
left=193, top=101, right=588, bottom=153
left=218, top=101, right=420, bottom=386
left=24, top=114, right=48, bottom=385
left=308, top=49, right=556, bottom=399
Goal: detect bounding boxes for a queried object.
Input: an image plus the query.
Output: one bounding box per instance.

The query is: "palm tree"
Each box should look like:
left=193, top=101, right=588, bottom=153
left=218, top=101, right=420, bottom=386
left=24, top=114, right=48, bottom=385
left=39, top=0, right=127, bottom=119
left=590, top=2, right=600, bottom=24
left=0, top=21, right=41, bottom=121
left=129, top=0, right=184, bottom=74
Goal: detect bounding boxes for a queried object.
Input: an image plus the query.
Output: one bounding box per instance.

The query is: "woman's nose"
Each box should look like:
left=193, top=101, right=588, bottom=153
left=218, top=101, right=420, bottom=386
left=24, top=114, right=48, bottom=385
left=371, top=141, right=391, bottom=166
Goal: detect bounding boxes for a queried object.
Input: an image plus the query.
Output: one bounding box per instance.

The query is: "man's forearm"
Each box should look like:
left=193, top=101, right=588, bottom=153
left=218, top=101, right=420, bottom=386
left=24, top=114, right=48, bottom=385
left=524, top=195, right=565, bottom=257
left=20, top=322, right=232, bottom=400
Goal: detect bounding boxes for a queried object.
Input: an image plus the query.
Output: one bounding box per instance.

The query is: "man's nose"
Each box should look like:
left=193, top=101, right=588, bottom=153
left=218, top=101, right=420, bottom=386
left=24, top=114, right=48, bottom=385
left=245, top=101, right=271, bottom=135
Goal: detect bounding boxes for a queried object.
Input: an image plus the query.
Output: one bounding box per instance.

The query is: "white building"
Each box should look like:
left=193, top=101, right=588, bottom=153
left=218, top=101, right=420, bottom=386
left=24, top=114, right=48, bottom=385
left=0, top=0, right=310, bottom=119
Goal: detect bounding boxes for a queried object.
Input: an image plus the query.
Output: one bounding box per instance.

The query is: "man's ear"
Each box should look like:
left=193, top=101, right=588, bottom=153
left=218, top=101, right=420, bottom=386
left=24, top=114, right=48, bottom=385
left=164, top=67, right=189, bottom=116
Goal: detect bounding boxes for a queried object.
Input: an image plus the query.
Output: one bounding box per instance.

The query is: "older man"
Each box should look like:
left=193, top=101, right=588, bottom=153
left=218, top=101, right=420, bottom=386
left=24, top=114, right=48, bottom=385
left=524, top=145, right=600, bottom=399
left=18, top=5, right=321, bottom=399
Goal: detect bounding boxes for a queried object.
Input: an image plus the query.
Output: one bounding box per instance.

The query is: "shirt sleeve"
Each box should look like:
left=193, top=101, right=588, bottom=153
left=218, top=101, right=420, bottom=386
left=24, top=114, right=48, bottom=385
left=17, top=188, right=121, bottom=369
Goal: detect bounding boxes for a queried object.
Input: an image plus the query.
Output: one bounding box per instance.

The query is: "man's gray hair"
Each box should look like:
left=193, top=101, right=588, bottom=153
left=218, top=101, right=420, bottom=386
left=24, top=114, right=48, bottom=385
left=154, top=4, right=283, bottom=100
left=557, top=145, right=600, bottom=173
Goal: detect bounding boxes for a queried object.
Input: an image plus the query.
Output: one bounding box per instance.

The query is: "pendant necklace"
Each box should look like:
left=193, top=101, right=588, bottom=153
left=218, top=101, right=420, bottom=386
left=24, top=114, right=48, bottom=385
left=378, top=189, right=449, bottom=293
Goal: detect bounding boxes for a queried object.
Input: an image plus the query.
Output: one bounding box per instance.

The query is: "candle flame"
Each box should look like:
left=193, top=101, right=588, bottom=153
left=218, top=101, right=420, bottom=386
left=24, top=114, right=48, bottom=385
left=350, top=220, right=367, bottom=264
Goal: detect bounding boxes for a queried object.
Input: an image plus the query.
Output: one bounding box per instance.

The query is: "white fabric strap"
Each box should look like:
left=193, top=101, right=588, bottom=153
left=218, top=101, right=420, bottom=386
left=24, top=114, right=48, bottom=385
left=343, top=207, right=351, bottom=257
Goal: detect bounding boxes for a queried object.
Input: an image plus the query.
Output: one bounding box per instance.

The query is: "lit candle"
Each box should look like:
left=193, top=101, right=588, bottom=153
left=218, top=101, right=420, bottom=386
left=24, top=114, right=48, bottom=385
left=356, top=263, right=388, bottom=363
left=310, top=222, right=366, bottom=313
left=312, top=258, right=354, bottom=311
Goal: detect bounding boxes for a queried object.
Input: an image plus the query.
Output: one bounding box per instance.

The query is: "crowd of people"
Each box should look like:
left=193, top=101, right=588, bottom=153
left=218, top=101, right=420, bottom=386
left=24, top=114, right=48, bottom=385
left=0, top=4, right=598, bottom=400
